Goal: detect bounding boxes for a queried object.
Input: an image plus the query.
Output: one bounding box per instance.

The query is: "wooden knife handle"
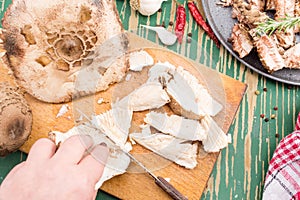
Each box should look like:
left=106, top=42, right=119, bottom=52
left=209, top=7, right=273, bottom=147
left=155, top=176, right=188, bottom=200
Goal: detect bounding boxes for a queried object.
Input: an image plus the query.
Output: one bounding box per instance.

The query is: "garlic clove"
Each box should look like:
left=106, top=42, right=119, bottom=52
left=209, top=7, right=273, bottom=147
left=141, top=25, right=177, bottom=46
left=130, top=0, right=168, bottom=16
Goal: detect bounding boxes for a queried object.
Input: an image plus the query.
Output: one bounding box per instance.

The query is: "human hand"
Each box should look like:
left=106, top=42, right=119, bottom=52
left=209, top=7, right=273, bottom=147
left=0, top=135, right=109, bottom=200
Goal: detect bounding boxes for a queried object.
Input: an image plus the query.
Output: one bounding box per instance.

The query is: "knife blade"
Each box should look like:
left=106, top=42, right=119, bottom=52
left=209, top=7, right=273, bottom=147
left=124, top=150, right=188, bottom=200
left=77, top=109, right=188, bottom=200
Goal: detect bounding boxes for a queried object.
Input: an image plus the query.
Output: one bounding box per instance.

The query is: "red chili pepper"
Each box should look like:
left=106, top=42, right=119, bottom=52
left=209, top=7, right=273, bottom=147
left=175, top=4, right=186, bottom=43
left=187, top=0, right=220, bottom=48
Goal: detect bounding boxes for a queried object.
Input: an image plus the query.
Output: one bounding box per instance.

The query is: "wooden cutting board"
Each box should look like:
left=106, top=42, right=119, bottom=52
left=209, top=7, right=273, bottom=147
left=0, top=33, right=247, bottom=200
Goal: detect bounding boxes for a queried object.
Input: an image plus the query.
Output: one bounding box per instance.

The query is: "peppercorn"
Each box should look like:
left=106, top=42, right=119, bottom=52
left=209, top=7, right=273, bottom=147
left=275, top=133, right=279, bottom=138
left=260, top=114, right=265, bottom=118
left=255, top=90, right=260, bottom=95
left=169, top=21, right=174, bottom=26
left=271, top=114, right=276, bottom=119
left=263, top=88, right=268, bottom=92
left=187, top=32, right=193, bottom=37
left=273, top=106, right=278, bottom=111
left=264, top=118, right=269, bottom=122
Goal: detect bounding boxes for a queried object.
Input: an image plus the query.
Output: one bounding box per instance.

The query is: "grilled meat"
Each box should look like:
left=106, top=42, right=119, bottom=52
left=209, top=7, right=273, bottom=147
left=274, top=0, right=295, bottom=49
left=295, top=0, right=300, bottom=33
left=248, top=0, right=266, bottom=11
left=283, top=43, right=300, bottom=68
left=217, top=0, right=233, bottom=7
left=232, top=0, right=268, bottom=28
left=265, top=0, right=276, bottom=10
left=230, top=23, right=254, bottom=58
left=252, top=33, right=286, bottom=72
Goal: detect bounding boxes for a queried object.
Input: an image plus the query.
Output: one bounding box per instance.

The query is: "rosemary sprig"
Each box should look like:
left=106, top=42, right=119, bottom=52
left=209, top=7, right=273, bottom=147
left=255, top=16, right=300, bottom=36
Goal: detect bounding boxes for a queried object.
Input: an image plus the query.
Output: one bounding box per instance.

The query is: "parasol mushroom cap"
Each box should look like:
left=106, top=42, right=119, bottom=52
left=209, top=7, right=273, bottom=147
left=2, top=0, right=128, bottom=103
left=0, top=83, right=32, bottom=156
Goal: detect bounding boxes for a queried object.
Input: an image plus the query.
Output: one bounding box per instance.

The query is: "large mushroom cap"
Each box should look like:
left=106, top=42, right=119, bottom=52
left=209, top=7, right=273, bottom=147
left=2, top=0, right=128, bottom=103
left=0, top=83, right=32, bottom=156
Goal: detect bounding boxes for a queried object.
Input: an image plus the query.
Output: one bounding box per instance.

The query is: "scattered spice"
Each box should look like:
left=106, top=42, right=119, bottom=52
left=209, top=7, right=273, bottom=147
left=273, top=106, right=278, bottom=111
left=275, top=133, right=279, bottom=138
left=187, top=32, right=193, bottom=37
left=187, top=0, right=220, bottom=48
left=271, top=114, right=276, bottom=119
left=264, top=118, right=269, bottom=122
left=175, top=4, right=186, bottom=43
left=255, top=90, right=260, bottom=95
left=169, top=21, right=174, bottom=26
left=263, top=87, right=268, bottom=92
left=260, top=114, right=265, bottom=118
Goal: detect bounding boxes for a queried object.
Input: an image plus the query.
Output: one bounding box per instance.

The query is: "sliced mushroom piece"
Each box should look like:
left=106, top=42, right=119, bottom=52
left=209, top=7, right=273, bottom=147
left=129, top=50, right=154, bottom=72
left=2, top=0, right=128, bottom=103
left=148, top=62, right=223, bottom=119
left=49, top=124, right=131, bottom=189
left=91, top=101, right=133, bottom=148
left=0, top=83, right=32, bottom=156
left=118, top=82, right=170, bottom=112
left=130, top=130, right=198, bottom=169
left=144, top=111, right=207, bottom=141
left=201, top=115, right=231, bottom=153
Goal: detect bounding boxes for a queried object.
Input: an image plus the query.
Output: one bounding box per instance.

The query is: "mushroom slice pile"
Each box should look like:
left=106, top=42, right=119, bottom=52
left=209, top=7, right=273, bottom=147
left=49, top=124, right=130, bottom=189
left=144, top=111, right=207, bottom=141
left=130, top=126, right=198, bottom=169
left=91, top=82, right=170, bottom=147
left=2, top=0, right=128, bottom=103
left=148, top=62, right=223, bottom=119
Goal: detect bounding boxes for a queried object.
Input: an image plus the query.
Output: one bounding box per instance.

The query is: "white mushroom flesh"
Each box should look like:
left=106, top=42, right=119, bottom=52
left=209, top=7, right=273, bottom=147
left=91, top=100, right=133, bottom=147
left=118, top=82, right=170, bottom=112
left=49, top=124, right=130, bottom=189
left=129, top=50, right=154, bottom=71
left=201, top=115, right=230, bottom=152
left=148, top=62, right=223, bottom=118
left=130, top=129, right=198, bottom=169
left=144, top=111, right=207, bottom=141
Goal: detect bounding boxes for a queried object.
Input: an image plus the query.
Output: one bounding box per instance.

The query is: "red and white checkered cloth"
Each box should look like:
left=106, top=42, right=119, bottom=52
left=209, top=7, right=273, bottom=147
left=263, top=113, right=300, bottom=200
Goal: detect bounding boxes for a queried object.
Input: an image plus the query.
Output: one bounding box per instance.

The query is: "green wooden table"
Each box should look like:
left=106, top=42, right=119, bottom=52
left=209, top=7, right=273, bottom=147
left=0, top=0, right=299, bottom=199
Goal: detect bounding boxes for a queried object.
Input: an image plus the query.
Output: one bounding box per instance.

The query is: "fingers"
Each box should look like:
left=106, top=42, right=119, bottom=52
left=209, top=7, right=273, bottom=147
left=26, top=138, right=57, bottom=163
left=79, top=143, right=109, bottom=182
left=2, top=162, right=26, bottom=181
left=53, top=135, right=94, bottom=164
